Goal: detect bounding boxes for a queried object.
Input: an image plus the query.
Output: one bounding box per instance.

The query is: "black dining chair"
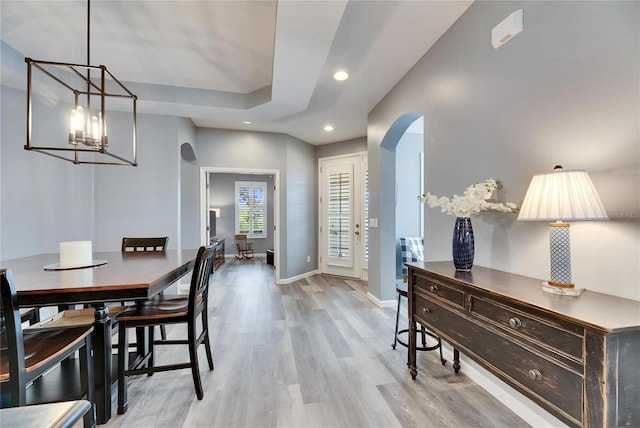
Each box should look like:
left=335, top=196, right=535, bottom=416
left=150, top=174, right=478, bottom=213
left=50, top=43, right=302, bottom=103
left=115, top=245, right=215, bottom=414
left=121, top=237, right=170, bottom=340
left=121, top=237, right=169, bottom=253
left=0, top=269, right=95, bottom=428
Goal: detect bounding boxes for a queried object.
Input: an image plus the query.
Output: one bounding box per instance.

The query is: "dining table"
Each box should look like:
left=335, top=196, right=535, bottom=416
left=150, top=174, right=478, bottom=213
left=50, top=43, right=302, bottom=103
left=0, top=249, right=199, bottom=424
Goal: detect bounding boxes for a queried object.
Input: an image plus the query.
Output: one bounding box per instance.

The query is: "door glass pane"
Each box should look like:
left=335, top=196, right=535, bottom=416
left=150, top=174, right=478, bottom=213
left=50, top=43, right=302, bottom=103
left=364, top=167, right=369, bottom=263
left=327, top=171, right=351, bottom=259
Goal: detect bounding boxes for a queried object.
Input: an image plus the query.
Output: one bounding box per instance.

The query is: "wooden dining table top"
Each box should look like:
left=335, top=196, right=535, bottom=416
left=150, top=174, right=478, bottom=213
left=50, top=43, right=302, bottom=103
left=0, top=249, right=199, bottom=307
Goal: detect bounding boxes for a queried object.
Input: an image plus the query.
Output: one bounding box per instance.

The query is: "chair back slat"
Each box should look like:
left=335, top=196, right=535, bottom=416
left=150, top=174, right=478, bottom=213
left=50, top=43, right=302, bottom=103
left=188, top=246, right=215, bottom=317
left=0, top=269, right=27, bottom=406
left=122, top=237, right=169, bottom=252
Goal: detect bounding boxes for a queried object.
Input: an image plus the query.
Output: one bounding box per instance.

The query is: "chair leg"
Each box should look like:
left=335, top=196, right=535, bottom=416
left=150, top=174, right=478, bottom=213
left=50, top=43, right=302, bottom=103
left=159, top=324, right=167, bottom=340
left=117, top=323, right=129, bottom=415
left=391, top=293, right=401, bottom=349
left=201, top=311, right=214, bottom=371
left=147, top=327, right=155, bottom=376
left=188, top=322, right=204, bottom=400
left=79, top=337, right=95, bottom=428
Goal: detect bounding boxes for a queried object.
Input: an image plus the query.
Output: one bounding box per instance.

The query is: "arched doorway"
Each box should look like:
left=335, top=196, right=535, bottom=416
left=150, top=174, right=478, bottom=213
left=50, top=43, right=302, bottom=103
left=369, top=112, right=424, bottom=304
left=394, top=117, right=424, bottom=280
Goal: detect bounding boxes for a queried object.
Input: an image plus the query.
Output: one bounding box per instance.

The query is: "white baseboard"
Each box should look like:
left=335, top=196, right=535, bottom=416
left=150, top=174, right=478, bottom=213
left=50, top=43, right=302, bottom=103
left=277, top=269, right=320, bottom=284
left=366, top=291, right=396, bottom=308
left=437, top=343, right=568, bottom=428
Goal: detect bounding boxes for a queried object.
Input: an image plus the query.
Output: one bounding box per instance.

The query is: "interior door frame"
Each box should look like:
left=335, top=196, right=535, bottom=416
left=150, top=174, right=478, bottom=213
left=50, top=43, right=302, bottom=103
left=200, top=167, right=280, bottom=283
left=318, top=152, right=368, bottom=279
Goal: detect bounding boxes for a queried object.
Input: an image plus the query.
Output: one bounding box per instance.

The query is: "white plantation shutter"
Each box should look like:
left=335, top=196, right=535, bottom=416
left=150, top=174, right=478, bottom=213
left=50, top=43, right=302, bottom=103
left=328, top=171, right=351, bottom=260
left=252, top=186, right=265, bottom=234
left=235, top=181, right=266, bottom=238
left=364, top=167, right=369, bottom=263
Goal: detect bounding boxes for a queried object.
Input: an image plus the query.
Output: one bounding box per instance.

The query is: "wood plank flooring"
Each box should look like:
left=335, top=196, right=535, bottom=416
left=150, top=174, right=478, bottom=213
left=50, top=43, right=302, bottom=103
left=104, top=256, right=528, bottom=427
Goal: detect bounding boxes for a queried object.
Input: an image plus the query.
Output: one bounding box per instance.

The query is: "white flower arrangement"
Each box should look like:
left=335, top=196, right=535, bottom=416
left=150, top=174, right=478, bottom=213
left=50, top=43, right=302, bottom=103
left=419, top=179, right=518, bottom=218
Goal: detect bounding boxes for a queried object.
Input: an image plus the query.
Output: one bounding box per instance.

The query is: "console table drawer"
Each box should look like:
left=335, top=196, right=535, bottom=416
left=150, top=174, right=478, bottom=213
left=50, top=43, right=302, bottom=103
left=470, top=296, right=584, bottom=361
left=413, top=271, right=464, bottom=308
left=414, top=293, right=583, bottom=424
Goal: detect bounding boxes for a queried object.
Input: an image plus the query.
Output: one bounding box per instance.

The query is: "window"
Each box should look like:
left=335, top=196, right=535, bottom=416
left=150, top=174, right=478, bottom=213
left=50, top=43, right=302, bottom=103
left=235, top=181, right=267, bottom=238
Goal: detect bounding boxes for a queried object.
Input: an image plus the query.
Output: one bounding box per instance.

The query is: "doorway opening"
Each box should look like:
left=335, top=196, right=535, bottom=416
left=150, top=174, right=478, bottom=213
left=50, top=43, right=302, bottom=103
left=394, top=116, right=424, bottom=281
left=200, top=167, right=280, bottom=283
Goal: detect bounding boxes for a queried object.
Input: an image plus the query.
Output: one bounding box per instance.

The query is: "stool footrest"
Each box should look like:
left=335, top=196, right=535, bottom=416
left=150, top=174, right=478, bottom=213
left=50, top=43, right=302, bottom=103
left=394, top=328, right=441, bottom=351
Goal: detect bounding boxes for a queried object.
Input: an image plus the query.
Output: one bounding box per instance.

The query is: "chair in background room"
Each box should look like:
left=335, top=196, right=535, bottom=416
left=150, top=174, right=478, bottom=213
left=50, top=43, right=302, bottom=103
left=234, top=234, right=254, bottom=259
left=0, top=269, right=95, bottom=428
left=392, top=237, right=444, bottom=365
left=115, top=245, right=215, bottom=414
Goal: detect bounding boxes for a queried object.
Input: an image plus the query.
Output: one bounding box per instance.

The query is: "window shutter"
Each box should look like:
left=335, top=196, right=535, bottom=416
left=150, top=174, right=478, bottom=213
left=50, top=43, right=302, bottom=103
left=327, top=171, right=351, bottom=259
left=364, top=167, right=369, bottom=263
left=235, top=181, right=267, bottom=238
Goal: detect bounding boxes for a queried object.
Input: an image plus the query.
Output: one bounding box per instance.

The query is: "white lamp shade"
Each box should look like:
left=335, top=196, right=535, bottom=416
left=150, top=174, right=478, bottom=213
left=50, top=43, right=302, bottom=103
left=518, top=168, right=608, bottom=221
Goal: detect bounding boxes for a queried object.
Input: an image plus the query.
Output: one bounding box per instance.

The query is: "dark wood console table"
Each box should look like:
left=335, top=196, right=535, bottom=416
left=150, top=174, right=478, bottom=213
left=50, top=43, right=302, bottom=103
left=214, top=239, right=225, bottom=270
left=209, top=238, right=225, bottom=272
left=407, top=261, right=640, bottom=428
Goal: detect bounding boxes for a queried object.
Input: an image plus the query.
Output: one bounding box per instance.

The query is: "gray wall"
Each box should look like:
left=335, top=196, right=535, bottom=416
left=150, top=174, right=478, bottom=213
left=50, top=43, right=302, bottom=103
left=209, top=172, right=275, bottom=254
left=0, top=85, right=94, bottom=260
left=93, top=112, right=182, bottom=251
left=178, top=122, right=201, bottom=251
left=315, top=137, right=367, bottom=159
left=368, top=1, right=639, bottom=303
left=194, top=128, right=317, bottom=279
left=286, top=137, right=318, bottom=277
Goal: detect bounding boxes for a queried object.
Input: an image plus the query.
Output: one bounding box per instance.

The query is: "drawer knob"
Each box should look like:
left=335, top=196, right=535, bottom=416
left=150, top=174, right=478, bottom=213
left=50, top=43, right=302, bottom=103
left=429, top=285, right=438, bottom=293
left=422, top=307, right=431, bottom=314
left=509, top=317, right=522, bottom=328
left=528, top=369, right=542, bottom=381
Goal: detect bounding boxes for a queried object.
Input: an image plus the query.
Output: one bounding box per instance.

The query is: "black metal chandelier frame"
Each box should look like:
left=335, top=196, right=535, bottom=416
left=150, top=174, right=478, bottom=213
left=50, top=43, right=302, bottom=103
left=24, top=0, right=137, bottom=166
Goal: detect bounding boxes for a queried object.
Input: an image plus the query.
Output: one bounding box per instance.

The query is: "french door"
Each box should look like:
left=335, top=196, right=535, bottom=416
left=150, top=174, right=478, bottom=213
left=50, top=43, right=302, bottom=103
left=319, top=154, right=367, bottom=279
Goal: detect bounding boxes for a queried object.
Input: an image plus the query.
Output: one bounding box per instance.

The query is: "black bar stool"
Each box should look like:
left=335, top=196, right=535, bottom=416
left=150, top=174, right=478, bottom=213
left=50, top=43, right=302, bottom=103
left=392, top=282, right=445, bottom=366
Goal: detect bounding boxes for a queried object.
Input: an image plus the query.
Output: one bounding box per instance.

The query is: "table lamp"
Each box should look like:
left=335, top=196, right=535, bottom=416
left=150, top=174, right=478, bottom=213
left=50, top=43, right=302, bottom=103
left=518, top=165, right=608, bottom=295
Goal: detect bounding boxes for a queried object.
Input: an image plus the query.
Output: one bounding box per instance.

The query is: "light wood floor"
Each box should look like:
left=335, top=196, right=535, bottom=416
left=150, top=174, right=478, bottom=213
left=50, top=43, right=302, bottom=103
left=104, top=256, right=528, bottom=427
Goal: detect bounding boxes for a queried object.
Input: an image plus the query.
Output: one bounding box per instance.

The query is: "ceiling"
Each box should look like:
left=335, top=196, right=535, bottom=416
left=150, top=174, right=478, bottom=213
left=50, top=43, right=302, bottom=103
left=0, top=0, right=472, bottom=145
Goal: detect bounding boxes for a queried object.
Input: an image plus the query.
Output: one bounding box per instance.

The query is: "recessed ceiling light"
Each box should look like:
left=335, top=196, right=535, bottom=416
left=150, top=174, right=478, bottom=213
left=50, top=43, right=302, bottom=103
left=324, top=125, right=334, bottom=132
left=333, top=70, right=349, bottom=81
left=242, top=121, right=252, bottom=124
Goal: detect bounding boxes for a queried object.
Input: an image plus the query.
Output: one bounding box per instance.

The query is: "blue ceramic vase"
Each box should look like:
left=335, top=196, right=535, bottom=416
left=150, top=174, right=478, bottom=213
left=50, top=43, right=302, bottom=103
left=452, top=217, right=474, bottom=271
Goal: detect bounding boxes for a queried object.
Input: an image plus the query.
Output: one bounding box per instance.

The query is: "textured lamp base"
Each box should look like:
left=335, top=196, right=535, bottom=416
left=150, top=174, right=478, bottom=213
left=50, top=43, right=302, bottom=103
left=542, top=282, right=585, bottom=296
left=549, top=222, right=572, bottom=284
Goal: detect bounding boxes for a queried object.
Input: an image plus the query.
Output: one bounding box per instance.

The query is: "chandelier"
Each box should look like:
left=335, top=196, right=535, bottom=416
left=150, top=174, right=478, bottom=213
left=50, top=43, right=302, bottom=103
left=25, top=0, right=137, bottom=166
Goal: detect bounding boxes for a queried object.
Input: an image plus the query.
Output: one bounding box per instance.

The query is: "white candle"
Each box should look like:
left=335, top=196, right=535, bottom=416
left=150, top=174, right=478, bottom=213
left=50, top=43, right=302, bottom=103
left=59, top=241, right=93, bottom=267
